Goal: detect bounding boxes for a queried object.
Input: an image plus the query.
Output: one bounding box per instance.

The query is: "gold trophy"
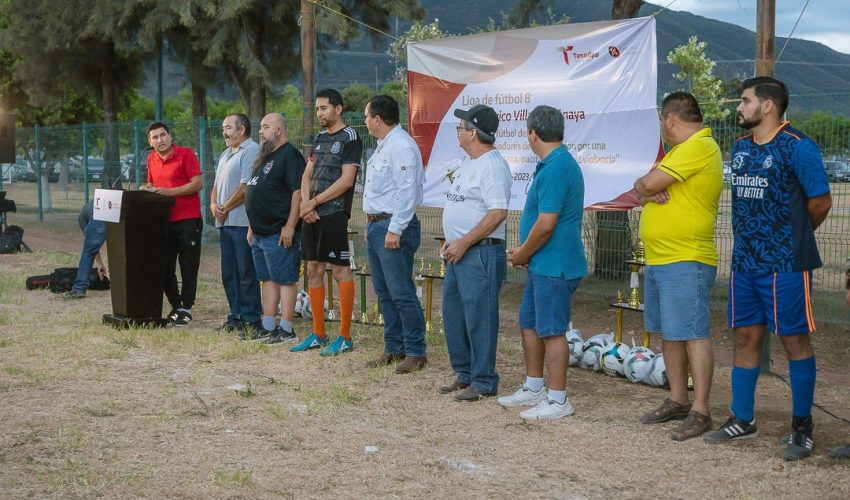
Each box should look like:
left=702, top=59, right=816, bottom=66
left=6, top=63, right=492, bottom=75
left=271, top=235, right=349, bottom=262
left=635, top=240, right=646, bottom=264
left=427, top=262, right=434, bottom=276
left=360, top=311, right=369, bottom=324
left=418, top=256, right=425, bottom=275
left=617, top=290, right=625, bottom=306
left=628, top=287, right=641, bottom=309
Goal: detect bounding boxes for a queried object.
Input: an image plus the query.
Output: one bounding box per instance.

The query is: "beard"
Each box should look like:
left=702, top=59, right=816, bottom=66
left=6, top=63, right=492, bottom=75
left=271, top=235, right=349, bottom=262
left=259, top=136, right=277, bottom=157
left=738, top=111, right=762, bottom=130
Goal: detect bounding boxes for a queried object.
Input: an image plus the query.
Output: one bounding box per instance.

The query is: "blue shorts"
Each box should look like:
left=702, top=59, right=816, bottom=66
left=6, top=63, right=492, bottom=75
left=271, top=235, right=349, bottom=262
left=644, top=261, right=716, bottom=341
left=251, top=233, right=301, bottom=285
left=728, top=271, right=816, bottom=336
left=518, top=271, right=581, bottom=338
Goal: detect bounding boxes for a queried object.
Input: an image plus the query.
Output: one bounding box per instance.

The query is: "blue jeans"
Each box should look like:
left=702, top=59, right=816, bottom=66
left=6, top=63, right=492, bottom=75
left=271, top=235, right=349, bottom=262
left=442, top=242, right=506, bottom=393
left=220, top=226, right=261, bottom=323
left=71, top=218, right=106, bottom=293
left=644, top=261, right=716, bottom=341
left=366, top=216, right=426, bottom=357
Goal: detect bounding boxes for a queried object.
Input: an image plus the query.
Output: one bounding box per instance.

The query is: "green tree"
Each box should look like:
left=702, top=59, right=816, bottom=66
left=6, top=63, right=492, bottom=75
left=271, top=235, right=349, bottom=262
left=341, top=83, right=374, bottom=113
left=666, top=35, right=730, bottom=120
left=387, top=19, right=450, bottom=89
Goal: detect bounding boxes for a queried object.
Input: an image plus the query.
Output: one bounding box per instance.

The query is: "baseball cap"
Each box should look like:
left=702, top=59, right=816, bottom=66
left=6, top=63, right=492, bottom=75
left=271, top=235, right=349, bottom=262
left=453, top=105, right=499, bottom=138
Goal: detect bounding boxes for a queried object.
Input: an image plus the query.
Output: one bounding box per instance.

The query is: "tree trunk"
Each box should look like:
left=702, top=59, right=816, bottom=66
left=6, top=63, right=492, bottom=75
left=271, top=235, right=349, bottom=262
left=249, top=82, right=266, bottom=121
left=101, top=46, right=122, bottom=190
left=191, top=83, right=215, bottom=226
left=612, top=0, right=644, bottom=19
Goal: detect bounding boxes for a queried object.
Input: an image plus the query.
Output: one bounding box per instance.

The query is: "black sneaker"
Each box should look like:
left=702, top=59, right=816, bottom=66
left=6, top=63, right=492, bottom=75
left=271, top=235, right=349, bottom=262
left=266, top=328, right=297, bottom=345
left=167, top=308, right=180, bottom=323
left=216, top=319, right=243, bottom=333
left=63, top=289, right=87, bottom=299
left=783, top=416, right=814, bottom=461
left=239, top=326, right=274, bottom=343
left=171, top=309, right=193, bottom=327
left=703, top=415, right=758, bottom=443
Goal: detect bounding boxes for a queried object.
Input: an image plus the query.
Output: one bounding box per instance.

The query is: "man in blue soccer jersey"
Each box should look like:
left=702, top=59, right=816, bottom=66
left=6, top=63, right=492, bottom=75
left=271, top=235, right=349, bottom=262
left=703, top=77, right=832, bottom=461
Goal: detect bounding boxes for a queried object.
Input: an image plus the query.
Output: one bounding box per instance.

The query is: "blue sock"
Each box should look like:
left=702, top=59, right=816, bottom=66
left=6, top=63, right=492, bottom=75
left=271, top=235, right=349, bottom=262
left=730, top=366, right=760, bottom=422
left=262, top=315, right=276, bottom=331
left=279, top=318, right=293, bottom=333
left=788, top=356, right=816, bottom=418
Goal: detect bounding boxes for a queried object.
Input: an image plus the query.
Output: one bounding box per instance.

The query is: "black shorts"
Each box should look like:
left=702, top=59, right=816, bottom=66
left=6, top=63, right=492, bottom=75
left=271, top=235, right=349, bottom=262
left=301, top=211, right=350, bottom=266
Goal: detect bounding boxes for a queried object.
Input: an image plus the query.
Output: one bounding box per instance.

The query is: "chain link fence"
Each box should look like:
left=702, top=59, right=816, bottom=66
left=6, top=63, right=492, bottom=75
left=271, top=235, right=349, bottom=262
left=2, top=96, right=849, bottom=322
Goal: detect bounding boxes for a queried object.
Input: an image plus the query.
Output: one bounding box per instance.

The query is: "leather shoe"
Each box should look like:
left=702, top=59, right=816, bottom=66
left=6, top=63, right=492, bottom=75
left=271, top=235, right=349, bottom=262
left=395, top=356, right=427, bottom=374
left=366, top=352, right=405, bottom=368
left=438, top=378, right=470, bottom=394
left=454, top=386, right=497, bottom=402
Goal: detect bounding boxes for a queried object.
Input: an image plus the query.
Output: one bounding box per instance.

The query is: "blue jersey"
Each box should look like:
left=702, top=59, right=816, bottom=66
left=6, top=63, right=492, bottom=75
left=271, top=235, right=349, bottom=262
left=730, top=122, right=830, bottom=273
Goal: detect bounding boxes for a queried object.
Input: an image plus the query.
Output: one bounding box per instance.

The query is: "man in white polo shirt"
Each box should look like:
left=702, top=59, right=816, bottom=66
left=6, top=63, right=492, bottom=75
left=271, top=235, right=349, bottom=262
left=438, top=104, right=512, bottom=402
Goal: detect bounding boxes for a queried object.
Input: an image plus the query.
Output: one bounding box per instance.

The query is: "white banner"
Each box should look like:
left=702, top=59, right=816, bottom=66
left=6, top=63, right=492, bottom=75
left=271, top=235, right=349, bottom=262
left=407, top=17, right=659, bottom=210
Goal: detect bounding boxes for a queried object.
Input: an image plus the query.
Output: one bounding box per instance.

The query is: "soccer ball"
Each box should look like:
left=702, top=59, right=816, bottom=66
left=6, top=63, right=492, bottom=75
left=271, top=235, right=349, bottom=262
left=643, top=353, right=668, bottom=388
left=580, top=333, right=610, bottom=372
left=600, top=342, right=630, bottom=377
left=566, top=328, right=584, bottom=367
left=624, top=346, right=655, bottom=383
left=294, top=290, right=308, bottom=317
left=585, top=330, right=614, bottom=347
left=301, top=294, right=313, bottom=319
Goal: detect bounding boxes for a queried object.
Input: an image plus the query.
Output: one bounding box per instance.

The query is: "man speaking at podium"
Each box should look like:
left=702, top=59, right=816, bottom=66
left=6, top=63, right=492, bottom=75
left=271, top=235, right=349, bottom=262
left=145, top=122, right=203, bottom=326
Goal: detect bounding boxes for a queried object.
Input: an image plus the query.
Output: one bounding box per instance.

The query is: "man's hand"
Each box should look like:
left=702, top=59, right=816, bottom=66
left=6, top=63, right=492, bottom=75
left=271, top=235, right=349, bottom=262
left=442, top=239, right=471, bottom=264
left=212, top=203, right=228, bottom=223
left=97, top=266, right=108, bottom=280
left=300, top=198, right=318, bottom=216
left=647, top=189, right=671, bottom=204
left=507, top=246, right=529, bottom=268
left=302, top=210, right=320, bottom=223
left=384, top=231, right=401, bottom=250
left=246, top=227, right=253, bottom=247
left=279, top=226, right=295, bottom=248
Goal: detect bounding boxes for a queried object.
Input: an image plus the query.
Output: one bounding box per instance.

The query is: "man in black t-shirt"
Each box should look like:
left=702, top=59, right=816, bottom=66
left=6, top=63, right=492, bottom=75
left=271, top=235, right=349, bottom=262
left=243, top=113, right=306, bottom=345
left=292, top=88, right=363, bottom=356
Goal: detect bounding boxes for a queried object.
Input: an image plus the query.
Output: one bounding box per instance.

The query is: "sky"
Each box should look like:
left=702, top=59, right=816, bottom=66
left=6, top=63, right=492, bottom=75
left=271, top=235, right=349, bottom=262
left=667, top=0, right=850, bottom=55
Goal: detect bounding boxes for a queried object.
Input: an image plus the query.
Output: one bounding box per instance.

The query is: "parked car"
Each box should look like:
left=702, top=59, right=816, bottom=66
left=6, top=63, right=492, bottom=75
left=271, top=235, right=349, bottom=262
left=824, top=160, right=850, bottom=182
left=1, top=156, right=29, bottom=182
left=20, top=157, right=59, bottom=182
left=722, top=161, right=732, bottom=183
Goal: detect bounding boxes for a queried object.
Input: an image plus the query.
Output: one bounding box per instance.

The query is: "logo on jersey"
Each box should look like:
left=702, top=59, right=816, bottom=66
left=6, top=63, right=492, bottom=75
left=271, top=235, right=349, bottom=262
left=263, top=162, right=273, bottom=174
left=331, top=141, right=341, bottom=154
left=247, top=176, right=259, bottom=186
left=762, top=155, right=773, bottom=169
left=732, top=153, right=746, bottom=171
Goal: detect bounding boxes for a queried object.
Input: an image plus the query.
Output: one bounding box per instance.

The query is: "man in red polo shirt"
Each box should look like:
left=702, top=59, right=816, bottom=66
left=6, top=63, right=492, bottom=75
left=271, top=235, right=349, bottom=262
left=145, top=122, right=203, bottom=326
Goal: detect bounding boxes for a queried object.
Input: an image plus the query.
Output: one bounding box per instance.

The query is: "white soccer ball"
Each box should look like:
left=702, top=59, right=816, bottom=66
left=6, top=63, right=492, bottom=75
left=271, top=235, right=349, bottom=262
left=585, top=330, right=614, bottom=347
left=301, top=294, right=312, bottom=319
left=580, top=333, right=610, bottom=372
left=624, top=346, right=655, bottom=383
left=294, top=290, right=308, bottom=317
left=566, top=328, right=584, bottom=367
left=643, top=353, right=668, bottom=388
left=600, top=342, right=630, bottom=377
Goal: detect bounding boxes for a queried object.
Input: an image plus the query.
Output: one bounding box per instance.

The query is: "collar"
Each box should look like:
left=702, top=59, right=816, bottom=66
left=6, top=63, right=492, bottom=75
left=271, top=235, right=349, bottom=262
left=535, top=144, right=567, bottom=172
left=377, top=125, right=400, bottom=148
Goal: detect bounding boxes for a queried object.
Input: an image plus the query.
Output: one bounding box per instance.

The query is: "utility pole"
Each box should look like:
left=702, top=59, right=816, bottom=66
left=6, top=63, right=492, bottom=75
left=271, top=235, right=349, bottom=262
left=300, top=1, right=315, bottom=158
left=155, top=37, right=164, bottom=122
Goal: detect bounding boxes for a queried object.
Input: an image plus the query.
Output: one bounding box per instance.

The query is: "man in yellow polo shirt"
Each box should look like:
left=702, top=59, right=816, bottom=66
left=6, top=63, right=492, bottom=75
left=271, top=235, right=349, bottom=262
left=633, top=92, right=722, bottom=441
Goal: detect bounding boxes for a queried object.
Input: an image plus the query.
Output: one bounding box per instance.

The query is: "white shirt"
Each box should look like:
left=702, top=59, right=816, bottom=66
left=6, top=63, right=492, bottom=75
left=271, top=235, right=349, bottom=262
left=213, top=138, right=259, bottom=227
left=363, top=125, right=425, bottom=234
left=441, top=149, right=512, bottom=241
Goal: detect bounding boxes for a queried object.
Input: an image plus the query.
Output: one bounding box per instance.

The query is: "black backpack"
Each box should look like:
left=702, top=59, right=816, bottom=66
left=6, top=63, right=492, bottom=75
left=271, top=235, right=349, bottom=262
left=47, top=267, right=111, bottom=293
left=0, top=225, right=24, bottom=254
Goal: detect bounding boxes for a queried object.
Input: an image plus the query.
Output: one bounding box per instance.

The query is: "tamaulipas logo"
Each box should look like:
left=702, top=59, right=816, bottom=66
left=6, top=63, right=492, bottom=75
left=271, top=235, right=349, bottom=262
left=556, top=44, right=601, bottom=65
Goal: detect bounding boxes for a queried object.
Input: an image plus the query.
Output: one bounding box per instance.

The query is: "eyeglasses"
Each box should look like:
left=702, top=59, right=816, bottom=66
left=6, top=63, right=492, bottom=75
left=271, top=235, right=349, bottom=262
left=456, top=125, right=472, bottom=133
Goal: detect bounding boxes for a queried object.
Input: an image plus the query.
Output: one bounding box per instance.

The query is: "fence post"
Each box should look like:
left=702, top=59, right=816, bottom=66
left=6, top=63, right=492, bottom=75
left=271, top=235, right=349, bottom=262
left=133, top=120, right=141, bottom=187
left=82, top=122, right=89, bottom=203
left=34, top=124, right=43, bottom=222
left=197, top=116, right=208, bottom=242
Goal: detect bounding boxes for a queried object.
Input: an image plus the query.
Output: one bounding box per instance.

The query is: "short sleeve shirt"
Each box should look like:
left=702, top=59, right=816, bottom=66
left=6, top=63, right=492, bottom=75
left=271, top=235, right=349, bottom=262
left=310, top=127, right=363, bottom=217
left=244, top=143, right=306, bottom=237
left=214, top=138, right=259, bottom=228
left=146, top=145, right=202, bottom=222
left=519, top=145, right=587, bottom=279
left=730, top=122, right=830, bottom=273
left=640, top=128, right=722, bottom=266
left=442, top=149, right=512, bottom=241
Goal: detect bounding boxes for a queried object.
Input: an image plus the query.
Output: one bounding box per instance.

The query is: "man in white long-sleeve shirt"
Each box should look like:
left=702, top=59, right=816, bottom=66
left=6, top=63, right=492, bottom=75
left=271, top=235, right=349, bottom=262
left=362, top=95, right=428, bottom=374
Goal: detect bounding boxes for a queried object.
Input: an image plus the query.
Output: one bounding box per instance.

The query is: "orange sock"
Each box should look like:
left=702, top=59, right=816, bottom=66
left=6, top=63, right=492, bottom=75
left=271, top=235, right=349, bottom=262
left=308, top=286, right=326, bottom=338
left=338, top=279, right=355, bottom=340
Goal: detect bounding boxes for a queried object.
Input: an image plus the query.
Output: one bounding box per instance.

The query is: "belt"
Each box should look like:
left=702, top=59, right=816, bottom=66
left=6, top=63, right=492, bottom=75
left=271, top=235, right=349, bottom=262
left=473, top=238, right=504, bottom=247
left=366, top=212, right=393, bottom=222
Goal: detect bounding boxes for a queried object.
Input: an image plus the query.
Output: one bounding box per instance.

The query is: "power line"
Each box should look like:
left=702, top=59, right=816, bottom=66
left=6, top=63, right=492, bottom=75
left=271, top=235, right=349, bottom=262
left=306, top=0, right=399, bottom=42
left=777, top=0, right=812, bottom=63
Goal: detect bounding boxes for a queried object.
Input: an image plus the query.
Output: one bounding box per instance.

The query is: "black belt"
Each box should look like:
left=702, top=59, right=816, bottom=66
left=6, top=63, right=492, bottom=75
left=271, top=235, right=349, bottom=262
left=366, top=212, right=392, bottom=222
left=473, top=238, right=504, bottom=247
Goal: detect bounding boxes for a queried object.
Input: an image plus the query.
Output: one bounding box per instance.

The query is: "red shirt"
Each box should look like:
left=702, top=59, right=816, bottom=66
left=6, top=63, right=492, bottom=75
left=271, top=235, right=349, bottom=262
left=147, top=145, right=202, bottom=222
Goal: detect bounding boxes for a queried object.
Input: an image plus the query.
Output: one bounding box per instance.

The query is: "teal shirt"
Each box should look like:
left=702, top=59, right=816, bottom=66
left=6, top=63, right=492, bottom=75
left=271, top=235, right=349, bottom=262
left=518, top=145, right=587, bottom=279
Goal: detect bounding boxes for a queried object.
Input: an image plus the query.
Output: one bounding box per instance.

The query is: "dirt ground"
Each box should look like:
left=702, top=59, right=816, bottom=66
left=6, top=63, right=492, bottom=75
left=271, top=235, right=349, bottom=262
left=1, top=216, right=849, bottom=499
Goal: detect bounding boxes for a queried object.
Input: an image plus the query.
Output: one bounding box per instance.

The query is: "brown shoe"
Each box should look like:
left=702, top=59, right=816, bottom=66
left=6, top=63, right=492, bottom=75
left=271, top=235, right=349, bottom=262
left=671, top=411, right=712, bottom=441
left=437, top=378, right=470, bottom=394
left=640, top=398, right=692, bottom=424
left=454, top=386, right=497, bottom=402
left=395, top=356, right=427, bottom=374
left=366, top=352, right=405, bottom=368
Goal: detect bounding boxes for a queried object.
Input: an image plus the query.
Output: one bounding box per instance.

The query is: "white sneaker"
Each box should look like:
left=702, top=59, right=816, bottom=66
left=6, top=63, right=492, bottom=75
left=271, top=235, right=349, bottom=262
left=497, top=385, right=547, bottom=408
left=519, top=398, right=575, bottom=420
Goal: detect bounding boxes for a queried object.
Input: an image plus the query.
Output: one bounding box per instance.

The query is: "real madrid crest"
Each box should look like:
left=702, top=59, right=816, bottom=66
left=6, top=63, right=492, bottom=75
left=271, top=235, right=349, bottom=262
left=331, top=141, right=341, bottom=154
left=762, top=155, right=773, bottom=169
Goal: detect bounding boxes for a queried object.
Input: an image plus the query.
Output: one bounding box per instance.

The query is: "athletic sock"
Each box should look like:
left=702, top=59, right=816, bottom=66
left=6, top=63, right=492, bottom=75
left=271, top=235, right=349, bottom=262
left=730, top=366, right=760, bottom=422
left=788, top=356, right=816, bottom=418
left=548, top=389, right=567, bottom=405
left=338, top=279, right=355, bottom=341
left=525, top=376, right=544, bottom=392
left=308, top=286, right=326, bottom=338
left=279, top=318, right=294, bottom=333
left=261, top=315, right=276, bottom=331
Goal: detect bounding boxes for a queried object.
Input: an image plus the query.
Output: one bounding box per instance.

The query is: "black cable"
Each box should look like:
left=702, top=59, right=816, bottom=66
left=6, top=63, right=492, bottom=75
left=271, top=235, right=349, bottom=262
left=768, top=365, right=850, bottom=425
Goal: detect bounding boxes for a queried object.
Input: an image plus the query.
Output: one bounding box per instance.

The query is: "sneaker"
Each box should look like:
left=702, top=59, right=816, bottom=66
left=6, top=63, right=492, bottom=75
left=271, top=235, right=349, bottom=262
left=63, top=289, right=87, bottom=299
left=829, top=444, right=850, bottom=459
left=239, top=327, right=275, bottom=343
left=170, top=309, right=192, bottom=327
left=497, top=385, right=547, bottom=408
left=783, top=416, right=814, bottom=461
left=266, top=328, right=297, bottom=346
left=290, top=333, right=330, bottom=352
left=519, top=398, right=575, bottom=420
left=320, top=336, right=353, bottom=356
left=166, top=308, right=180, bottom=322
left=216, top=319, right=243, bottom=333
left=703, top=415, right=758, bottom=443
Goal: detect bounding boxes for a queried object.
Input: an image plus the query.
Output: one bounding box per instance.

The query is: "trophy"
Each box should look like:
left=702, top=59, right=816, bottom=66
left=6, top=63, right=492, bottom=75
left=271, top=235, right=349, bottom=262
left=414, top=274, right=425, bottom=308
left=427, top=262, right=434, bottom=276
left=628, top=287, right=641, bottom=308
left=635, top=240, right=646, bottom=264
left=617, top=290, right=625, bottom=306
left=418, top=257, right=425, bottom=275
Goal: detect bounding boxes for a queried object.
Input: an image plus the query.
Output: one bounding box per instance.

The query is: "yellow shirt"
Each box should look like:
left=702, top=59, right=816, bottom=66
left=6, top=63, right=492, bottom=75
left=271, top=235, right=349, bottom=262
left=640, top=128, right=722, bottom=266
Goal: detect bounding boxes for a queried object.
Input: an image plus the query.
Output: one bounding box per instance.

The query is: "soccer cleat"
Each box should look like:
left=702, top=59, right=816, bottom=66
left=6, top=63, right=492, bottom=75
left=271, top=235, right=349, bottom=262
left=783, top=416, right=814, bottom=461
left=703, top=415, right=758, bottom=443
left=497, top=384, right=547, bottom=408
left=320, top=336, right=353, bottom=356
left=289, top=332, right=329, bottom=352
left=266, top=328, right=297, bottom=346
left=519, top=398, right=575, bottom=420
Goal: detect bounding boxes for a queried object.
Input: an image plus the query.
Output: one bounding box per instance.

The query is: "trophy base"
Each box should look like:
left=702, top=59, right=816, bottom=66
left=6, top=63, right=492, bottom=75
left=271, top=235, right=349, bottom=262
left=102, top=314, right=169, bottom=329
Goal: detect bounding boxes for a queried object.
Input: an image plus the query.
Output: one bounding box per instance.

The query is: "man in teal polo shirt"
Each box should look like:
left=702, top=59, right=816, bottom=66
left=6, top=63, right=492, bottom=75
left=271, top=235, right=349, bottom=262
left=502, top=105, right=587, bottom=420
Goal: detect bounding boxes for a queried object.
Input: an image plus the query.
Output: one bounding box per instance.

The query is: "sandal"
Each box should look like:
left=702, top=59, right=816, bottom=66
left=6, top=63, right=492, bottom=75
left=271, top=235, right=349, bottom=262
left=671, top=411, right=713, bottom=441
left=640, top=398, right=692, bottom=424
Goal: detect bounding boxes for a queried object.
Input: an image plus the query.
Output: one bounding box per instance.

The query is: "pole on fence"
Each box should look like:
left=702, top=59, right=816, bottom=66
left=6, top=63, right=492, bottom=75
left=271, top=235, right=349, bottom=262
left=34, top=124, right=43, bottom=222
left=197, top=116, right=208, bottom=241
left=82, top=122, right=90, bottom=203
left=133, top=120, right=141, bottom=187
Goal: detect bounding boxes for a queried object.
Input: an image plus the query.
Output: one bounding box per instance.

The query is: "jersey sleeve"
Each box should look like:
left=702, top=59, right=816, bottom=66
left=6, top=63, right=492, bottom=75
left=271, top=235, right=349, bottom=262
left=240, top=144, right=259, bottom=183
left=482, top=156, right=512, bottom=210
left=284, top=148, right=306, bottom=193
left=341, top=134, right=363, bottom=168
left=658, top=138, right=719, bottom=182
left=183, top=149, right=202, bottom=178
left=791, top=139, right=830, bottom=197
